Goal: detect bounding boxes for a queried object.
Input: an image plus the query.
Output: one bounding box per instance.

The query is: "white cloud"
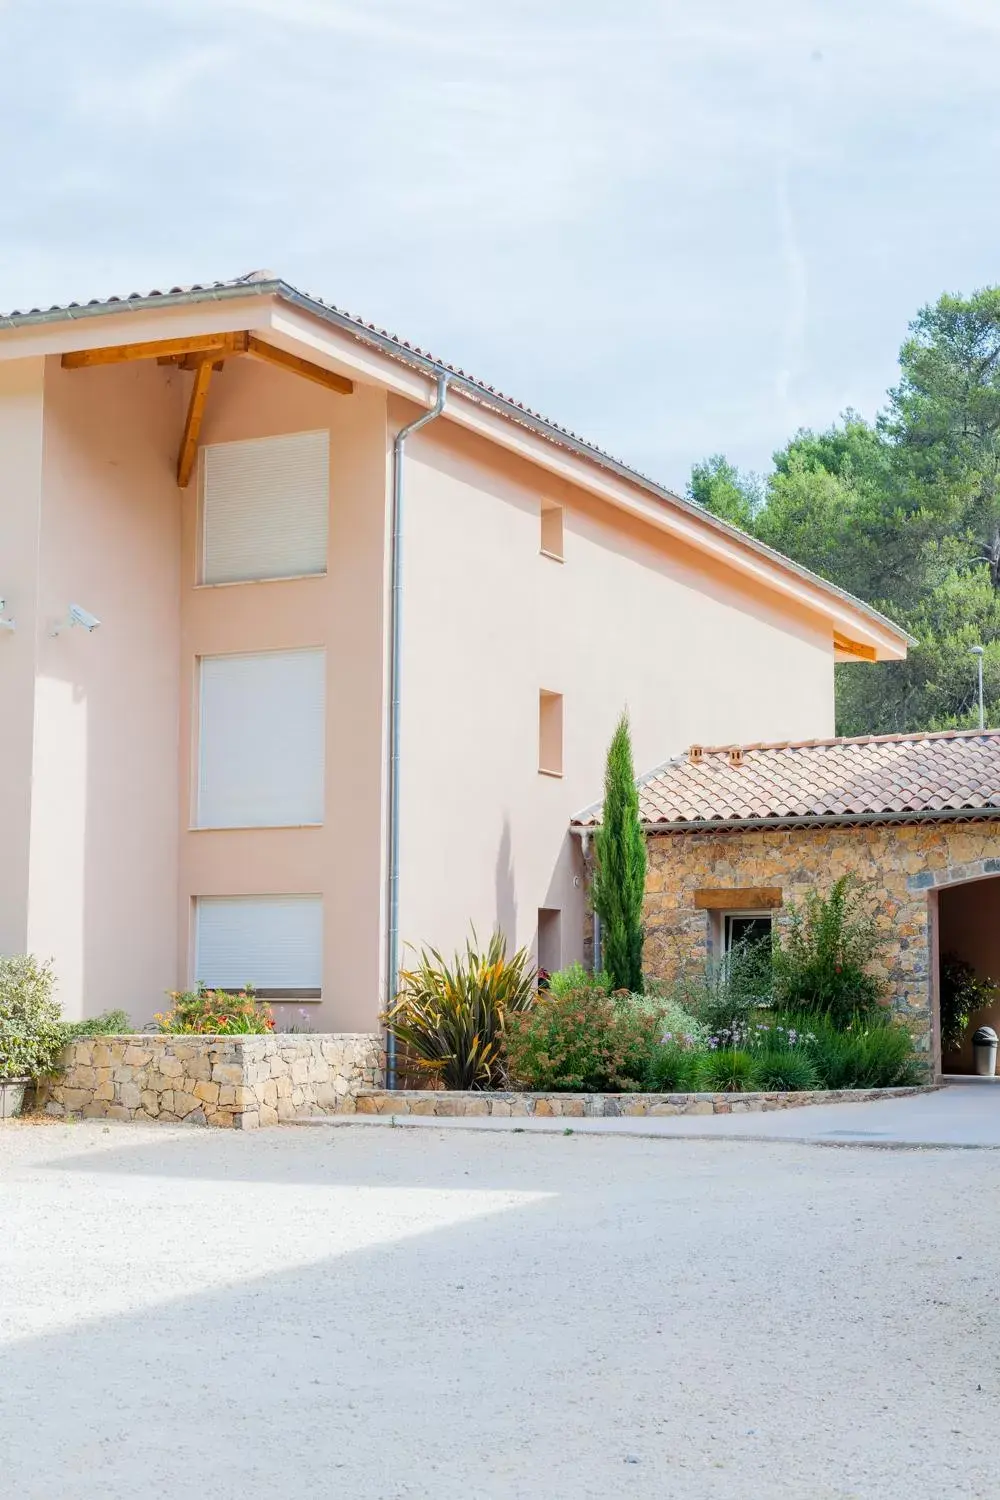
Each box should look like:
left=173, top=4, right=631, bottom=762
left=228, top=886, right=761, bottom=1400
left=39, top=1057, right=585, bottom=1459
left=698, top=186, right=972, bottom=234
left=0, top=0, right=998, bottom=481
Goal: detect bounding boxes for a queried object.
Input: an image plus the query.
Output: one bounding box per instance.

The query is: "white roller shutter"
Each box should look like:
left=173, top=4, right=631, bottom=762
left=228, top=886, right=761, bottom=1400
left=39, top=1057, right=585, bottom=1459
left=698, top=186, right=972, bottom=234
left=195, top=895, right=323, bottom=993
left=202, top=430, right=329, bottom=584
left=197, top=648, right=325, bottom=827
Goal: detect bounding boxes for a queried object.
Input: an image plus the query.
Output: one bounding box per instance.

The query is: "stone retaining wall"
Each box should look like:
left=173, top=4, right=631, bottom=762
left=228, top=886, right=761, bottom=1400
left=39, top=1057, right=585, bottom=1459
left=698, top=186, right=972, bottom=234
left=356, top=1085, right=935, bottom=1118
left=39, top=1034, right=383, bottom=1128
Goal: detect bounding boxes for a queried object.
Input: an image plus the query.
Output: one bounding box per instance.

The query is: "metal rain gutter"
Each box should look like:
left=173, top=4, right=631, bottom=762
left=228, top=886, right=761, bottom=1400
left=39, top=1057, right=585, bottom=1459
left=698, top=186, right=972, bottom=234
left=384, top=373, right=448, bottom=1091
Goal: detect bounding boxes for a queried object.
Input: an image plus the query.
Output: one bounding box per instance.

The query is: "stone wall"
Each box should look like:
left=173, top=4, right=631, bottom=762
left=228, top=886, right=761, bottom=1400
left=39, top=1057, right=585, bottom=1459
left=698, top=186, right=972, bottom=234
left=38, top=1034, right=383, bottom=1128
left=357, top=1085, right=934, bottom=1118
left=641, top=819, right=1000, bottom=1061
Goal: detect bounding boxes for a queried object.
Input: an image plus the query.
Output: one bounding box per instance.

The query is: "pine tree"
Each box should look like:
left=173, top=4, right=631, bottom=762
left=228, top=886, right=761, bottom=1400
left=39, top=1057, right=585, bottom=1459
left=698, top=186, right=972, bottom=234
left=591, top=712, right=647, bottom=992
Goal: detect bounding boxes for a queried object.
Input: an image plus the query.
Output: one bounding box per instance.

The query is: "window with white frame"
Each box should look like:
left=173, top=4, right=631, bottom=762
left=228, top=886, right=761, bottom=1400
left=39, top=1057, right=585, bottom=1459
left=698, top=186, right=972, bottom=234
left=201, top=430, right=329, bottom=584
left=194, top=895, right=323, bottom=997
left=724, top=912, right=773, bottom=954
left=196, top=648, right=325, bottom=828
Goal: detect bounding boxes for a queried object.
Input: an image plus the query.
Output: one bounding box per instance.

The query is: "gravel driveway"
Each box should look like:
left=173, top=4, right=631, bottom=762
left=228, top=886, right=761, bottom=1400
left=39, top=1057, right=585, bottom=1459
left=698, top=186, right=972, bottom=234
left=2, top=1119, right=999, bottom=1499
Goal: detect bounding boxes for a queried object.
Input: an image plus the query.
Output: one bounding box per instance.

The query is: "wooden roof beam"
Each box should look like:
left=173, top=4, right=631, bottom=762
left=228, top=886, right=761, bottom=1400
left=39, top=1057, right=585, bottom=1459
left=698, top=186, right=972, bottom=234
left=246, top=335, right=353, bottom=395
left=834, top=632, right=878, bottom=662
left=177, top=360, right=214, bottom=489
left=63, top=331, right=250, bottom=370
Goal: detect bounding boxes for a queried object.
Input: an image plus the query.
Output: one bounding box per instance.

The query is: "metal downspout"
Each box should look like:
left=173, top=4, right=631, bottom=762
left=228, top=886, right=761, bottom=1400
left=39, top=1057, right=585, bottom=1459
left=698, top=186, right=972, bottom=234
left=385, top=373, right=448, bottom=1089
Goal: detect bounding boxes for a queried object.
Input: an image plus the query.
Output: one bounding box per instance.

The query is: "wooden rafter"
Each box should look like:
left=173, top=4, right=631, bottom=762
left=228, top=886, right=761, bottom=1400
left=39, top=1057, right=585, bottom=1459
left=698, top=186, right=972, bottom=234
left=62, top=331, right=250, bottom=370
left=834, top=632, right=877, bottom=662
left=177, top=360, right=214, bottom=488
left=157, top=352, right=228, bottom=371
left=246, top=335, right=353, bottom=395
left=62, top=326, right=352, bottom=489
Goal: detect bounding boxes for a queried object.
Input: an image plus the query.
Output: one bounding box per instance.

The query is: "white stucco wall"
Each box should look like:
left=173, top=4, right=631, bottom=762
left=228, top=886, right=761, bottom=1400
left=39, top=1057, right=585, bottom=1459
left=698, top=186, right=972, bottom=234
left=27, top=357, right=183, bottom=1021
left=0, top=359, right=45, bottom=957
left=396, top=410, right=836, bottom=973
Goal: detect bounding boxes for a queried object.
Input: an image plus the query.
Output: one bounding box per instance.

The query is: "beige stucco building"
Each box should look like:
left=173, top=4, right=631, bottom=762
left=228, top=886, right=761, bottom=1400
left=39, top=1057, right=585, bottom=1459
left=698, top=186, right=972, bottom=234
left=0, top=273, right=908, bottom=1029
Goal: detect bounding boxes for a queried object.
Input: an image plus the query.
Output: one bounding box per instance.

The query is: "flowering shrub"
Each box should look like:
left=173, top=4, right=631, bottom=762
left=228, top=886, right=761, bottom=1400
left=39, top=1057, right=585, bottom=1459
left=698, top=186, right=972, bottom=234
left=155, top=985, right=274, bottom=1035
left=708, top=1019, right=817, bottom=1052
left=506, top=987, right=661, bottom=1092
left=616, top=992, right=707, bottom=1046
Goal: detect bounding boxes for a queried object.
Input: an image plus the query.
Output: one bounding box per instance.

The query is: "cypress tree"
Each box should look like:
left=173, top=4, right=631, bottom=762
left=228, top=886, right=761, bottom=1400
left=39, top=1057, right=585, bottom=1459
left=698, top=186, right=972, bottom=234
left=591, top=711, right=647, bottom=992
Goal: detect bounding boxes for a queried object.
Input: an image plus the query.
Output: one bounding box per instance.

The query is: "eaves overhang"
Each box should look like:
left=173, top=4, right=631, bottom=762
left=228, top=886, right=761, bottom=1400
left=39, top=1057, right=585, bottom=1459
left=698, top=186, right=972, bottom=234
left=0, top=275, right=912, bottom=659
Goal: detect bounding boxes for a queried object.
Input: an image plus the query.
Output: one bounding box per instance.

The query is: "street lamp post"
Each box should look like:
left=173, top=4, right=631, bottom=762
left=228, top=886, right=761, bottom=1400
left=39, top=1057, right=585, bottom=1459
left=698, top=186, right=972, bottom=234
left=970, top=645, right=985, bottom=731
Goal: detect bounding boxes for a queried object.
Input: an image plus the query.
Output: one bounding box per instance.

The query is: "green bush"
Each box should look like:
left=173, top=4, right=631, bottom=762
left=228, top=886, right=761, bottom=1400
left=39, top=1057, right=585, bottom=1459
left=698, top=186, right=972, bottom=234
left=694, top=1047, right=756, bottom=1093
left=615, top=991, right=707, bottom=1047
left=383, top=930, right=536, bottom=1090
left=506, top=987, right=661, bottom=1092
left=772, top=876, right=887, bottom=1023
left=801, top=1012, right=921, bottom=1089
left=749, top=1050, right=821, bottom=1092
left=547, top=962, right=611, bottom=997
left=0, top=955, right=63, bottom=1081
left=155, top=986, right=275, bottom=1035
left=60, top=1009, right=132, bottom=1042
left=645, top=1039, right=703, bottom=1091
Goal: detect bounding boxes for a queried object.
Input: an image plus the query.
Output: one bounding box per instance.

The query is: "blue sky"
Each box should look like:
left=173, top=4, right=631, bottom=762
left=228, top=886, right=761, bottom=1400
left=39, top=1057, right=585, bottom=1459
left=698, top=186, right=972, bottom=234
left=1, top=0, right=998, bottom=489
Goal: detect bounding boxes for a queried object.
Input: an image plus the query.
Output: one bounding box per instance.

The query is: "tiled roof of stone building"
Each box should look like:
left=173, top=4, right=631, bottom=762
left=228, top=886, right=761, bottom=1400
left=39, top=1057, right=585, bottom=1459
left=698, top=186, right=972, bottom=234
left=571, top=728, right=1000, bottom=831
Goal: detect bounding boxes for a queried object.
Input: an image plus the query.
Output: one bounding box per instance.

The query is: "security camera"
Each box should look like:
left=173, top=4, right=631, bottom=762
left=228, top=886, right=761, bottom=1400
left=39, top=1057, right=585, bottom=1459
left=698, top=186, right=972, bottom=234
left=69, top=603, right=101, bottom=632
left=52, top=603, right=102, bottom=636
left=0, top=599, right=14, bottom=633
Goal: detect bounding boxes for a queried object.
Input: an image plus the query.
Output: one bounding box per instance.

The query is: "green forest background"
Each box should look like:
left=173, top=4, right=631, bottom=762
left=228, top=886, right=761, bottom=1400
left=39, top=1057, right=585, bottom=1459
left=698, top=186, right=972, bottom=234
left=688, top=289, right=1000, bottom=737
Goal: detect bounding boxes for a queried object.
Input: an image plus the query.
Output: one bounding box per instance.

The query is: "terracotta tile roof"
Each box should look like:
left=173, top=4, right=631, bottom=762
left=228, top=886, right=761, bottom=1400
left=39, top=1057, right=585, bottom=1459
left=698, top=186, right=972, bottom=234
left=572, top=728, right=1000, bottom=831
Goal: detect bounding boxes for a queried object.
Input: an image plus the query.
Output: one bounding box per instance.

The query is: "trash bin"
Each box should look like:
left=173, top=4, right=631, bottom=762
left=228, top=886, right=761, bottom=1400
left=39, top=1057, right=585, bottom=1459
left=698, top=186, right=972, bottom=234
left=972, top=1026, right=998, bottom=1077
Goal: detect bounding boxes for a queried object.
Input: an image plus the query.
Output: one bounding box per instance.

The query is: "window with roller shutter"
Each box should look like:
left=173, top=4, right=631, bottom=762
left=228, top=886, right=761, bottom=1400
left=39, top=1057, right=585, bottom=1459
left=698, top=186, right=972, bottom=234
left=196, top=648, right=326, bottom=828
left=194, top=895, right=323, bottom=997
left=201, top=429, right=329, bottom=584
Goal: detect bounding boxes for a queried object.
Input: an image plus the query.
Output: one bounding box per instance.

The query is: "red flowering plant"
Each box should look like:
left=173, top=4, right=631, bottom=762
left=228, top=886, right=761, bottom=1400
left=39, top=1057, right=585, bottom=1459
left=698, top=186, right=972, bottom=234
left=155, top=984, right=275, bottom=1035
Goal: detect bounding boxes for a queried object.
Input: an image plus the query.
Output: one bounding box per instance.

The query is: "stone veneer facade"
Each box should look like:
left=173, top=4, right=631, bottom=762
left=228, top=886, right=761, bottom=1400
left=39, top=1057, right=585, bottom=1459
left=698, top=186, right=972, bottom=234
left=38, top=1033, right=383, bottom=1128
left=639, top=819, right=1000, bottom=1070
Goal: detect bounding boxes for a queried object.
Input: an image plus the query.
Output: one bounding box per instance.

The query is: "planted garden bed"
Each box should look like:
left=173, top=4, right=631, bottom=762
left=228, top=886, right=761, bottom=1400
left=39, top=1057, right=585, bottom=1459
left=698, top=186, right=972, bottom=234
left=383, top=882, right=930, bottom=1104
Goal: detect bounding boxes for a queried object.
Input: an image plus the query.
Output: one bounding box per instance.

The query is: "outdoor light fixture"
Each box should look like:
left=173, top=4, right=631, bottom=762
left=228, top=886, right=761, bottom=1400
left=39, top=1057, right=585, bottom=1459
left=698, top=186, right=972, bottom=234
left=970, top=644, right=985, bottom=731
left=0, top=599, right=14, bottom=633
left=51, top=603, right=102, bottom=636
